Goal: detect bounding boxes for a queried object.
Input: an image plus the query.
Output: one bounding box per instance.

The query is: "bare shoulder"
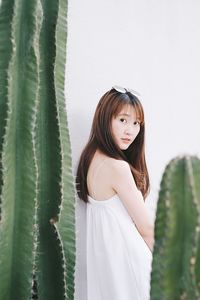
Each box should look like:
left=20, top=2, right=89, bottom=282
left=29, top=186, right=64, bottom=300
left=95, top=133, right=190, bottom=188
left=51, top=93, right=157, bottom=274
left=92, top=151, right=131, bottom=179
left=106, top=158, right=137, bottom=192
left=108, top=158, right=131, bottom=176
left=109, top=158, right=130, bottom=168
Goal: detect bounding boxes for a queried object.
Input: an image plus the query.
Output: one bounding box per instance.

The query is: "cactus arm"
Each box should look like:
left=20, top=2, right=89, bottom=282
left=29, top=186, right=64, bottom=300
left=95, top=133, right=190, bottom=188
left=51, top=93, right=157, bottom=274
left=34, top=0, right=68, bottom=299
left=0, top=0, right=42, bottom=299
left=190, top=156, right=200, bottom=294
left=182, top=156, right=200, bottom=299
left=0, top=0, right=15, bottom=217
left=150, top=156, right=200, bottom=300
left=55, top=0, right=76, bottom=298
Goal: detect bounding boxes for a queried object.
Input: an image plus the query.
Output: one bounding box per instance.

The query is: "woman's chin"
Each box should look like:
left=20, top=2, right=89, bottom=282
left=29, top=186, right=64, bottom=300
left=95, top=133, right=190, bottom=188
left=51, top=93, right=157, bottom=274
left=119, top=144, right=130, bottom=150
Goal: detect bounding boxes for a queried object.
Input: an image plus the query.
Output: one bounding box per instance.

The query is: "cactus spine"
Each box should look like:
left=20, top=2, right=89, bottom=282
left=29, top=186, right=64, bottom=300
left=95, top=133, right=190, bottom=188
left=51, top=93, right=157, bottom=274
left=0, top=0, right=76, bottom=299
left=150, top=155, right=200, bottom=300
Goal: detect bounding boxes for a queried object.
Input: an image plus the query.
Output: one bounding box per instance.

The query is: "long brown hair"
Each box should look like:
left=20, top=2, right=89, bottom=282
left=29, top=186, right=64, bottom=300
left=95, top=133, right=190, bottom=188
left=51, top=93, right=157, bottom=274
left=75, top=88, right=150, bottom=203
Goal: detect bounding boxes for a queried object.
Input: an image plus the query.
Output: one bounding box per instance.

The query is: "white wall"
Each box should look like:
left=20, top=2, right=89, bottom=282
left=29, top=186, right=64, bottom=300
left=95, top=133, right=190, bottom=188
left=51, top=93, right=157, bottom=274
left=65, top=1, right=200, bottom=299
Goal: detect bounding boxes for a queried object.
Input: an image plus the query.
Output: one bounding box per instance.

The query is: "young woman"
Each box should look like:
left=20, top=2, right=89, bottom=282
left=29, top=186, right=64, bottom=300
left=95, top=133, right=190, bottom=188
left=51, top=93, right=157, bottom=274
left=76, top=86, right=154, bottom=300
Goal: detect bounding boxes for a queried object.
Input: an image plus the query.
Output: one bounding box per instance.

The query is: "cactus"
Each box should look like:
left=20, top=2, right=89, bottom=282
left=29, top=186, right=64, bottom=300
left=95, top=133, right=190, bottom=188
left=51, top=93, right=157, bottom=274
left=150, top=155, right=200, bottom=300
left=0, top=0, right=76, bottom=299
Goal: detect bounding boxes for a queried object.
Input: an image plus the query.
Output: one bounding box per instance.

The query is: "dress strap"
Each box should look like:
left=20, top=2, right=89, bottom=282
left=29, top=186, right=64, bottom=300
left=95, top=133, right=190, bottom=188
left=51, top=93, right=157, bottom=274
left=89, top=157, right=108, bottom=200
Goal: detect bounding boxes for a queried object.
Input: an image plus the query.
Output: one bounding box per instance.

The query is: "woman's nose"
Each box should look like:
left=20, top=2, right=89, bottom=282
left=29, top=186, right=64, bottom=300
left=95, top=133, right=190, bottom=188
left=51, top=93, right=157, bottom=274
left=124, top=125, right=134, bottom=135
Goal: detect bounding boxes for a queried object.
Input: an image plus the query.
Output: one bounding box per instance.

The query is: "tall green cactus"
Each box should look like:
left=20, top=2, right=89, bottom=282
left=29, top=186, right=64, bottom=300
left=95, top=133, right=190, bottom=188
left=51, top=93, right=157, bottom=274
left=0, top=0, right=76, bottom=299
left=150, top=155, right=200, bottom=300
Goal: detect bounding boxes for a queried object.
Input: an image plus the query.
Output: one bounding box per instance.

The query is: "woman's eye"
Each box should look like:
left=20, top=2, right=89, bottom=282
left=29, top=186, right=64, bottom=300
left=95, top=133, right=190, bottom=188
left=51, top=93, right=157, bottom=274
left=134, top=121, right=140, bottom=125
left=120, top=118, right=127, bottom=123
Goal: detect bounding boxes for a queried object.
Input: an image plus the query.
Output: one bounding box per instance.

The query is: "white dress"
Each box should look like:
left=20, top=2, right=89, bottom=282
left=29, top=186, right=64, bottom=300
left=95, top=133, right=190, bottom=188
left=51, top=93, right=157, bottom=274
left=86, top=193, right=153, bottom=300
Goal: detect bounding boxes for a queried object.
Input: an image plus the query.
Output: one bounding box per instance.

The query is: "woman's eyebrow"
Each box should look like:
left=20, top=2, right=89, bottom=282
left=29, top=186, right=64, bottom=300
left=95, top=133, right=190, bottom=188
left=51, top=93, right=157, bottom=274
left=118, top=113, right=131, bottom=117
left=118, top=113, right=141, bottom=121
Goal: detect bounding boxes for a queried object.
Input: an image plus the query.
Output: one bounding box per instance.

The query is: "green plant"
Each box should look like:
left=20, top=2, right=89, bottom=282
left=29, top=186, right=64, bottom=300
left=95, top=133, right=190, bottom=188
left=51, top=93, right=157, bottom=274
left=0, top=0, right=76, bottom=299
left=150, top=155, right=200, bottom=300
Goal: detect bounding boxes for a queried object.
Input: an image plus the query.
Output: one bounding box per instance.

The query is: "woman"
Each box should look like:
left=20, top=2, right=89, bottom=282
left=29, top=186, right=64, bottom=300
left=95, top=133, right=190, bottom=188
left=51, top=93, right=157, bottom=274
left=76, top=86, right=154, bottom=300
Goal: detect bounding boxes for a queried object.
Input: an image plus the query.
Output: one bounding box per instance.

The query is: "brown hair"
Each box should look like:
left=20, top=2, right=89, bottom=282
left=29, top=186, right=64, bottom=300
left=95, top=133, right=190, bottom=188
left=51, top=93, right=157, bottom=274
left=75, top=88, right=150, bottom=203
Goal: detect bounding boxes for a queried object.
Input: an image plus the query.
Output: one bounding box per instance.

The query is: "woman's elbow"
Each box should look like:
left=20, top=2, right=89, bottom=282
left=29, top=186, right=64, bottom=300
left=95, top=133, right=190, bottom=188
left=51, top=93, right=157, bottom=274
left=139, top=223, right=154, bottom=239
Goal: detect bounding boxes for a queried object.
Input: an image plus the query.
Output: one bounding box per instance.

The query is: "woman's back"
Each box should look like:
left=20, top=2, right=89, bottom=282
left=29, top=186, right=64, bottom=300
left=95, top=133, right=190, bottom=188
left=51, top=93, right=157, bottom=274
left=87, top=150, right=118, bottom=201
left=86, top=150, right=153, bottom=300
left=87, top=150, right=154, bottom=242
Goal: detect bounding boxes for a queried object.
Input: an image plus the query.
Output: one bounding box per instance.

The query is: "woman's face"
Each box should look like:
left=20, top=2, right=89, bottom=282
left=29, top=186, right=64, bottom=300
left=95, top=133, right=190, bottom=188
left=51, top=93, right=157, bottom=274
left=111, top=105, right=141, bottom=150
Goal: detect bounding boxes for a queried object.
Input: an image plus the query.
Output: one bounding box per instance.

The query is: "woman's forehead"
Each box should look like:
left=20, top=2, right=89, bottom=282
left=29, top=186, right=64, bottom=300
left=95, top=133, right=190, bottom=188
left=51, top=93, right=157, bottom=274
left=118, top=104, right=138, bottom=117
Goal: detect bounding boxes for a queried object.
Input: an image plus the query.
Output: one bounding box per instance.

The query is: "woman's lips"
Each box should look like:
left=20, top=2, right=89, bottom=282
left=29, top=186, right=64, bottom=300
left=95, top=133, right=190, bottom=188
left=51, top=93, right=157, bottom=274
left=121, top=138, right=131, bottom=143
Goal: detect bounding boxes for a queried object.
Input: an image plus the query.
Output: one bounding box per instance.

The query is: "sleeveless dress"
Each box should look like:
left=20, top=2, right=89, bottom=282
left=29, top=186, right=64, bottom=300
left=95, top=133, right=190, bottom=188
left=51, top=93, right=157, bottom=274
left=86, top=193, right=153, bottom=300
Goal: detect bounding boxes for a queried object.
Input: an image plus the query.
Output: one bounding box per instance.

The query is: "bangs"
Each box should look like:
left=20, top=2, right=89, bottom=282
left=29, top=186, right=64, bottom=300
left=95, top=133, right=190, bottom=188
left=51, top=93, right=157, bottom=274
left=133, top=102, right=144, bottom=124
left=113, top=99, right=144, bottom=124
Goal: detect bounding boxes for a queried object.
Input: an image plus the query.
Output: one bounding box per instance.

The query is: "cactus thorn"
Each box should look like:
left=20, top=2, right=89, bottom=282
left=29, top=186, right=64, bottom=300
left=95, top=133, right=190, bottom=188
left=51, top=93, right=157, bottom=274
left=190, top=256, right=196, bottom=265
left=165, top=199, right=170, bottom=207
left=49, top=216, right=58, bottom=225
left=180, top=291, right=187, bottom=300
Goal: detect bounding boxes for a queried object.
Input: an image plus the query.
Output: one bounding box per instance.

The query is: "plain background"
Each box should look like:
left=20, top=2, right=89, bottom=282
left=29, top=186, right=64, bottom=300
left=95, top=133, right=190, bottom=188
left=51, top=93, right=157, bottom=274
left=65, top=1, right=200, bottom=299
